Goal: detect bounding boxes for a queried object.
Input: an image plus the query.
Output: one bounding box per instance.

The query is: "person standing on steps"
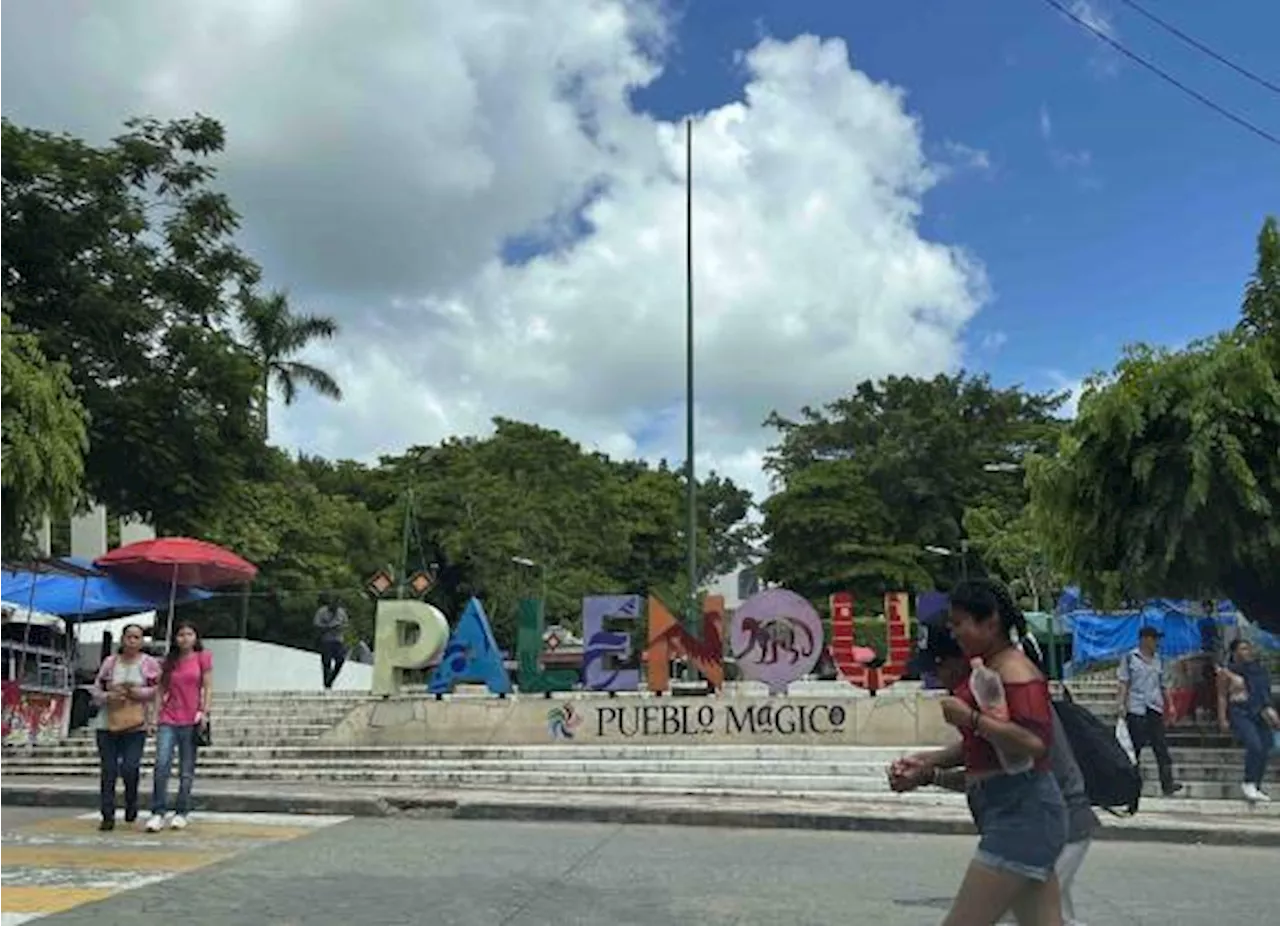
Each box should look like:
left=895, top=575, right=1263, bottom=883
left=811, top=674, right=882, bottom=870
left=147, top=621, right=212, bottom=832
left=91, top=624, right=160, bottom=831
left=314, top=594, right=349, bottom=689
left=1117, top=626, right=1183, bottom=797
left=1217, top=639, right=1275, bottom=803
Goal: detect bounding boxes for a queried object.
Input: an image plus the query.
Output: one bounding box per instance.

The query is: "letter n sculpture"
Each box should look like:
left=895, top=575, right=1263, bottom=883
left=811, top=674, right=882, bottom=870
left=646, top=595, right=725, bottom=693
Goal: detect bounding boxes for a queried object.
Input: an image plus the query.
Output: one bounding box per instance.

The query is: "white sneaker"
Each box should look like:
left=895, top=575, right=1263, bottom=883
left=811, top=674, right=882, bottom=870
left=169, top=814, right=189, bottom=830
left=144, top=814, right=165, bottom=833
left=1242, top=783, right=1270, bottom=802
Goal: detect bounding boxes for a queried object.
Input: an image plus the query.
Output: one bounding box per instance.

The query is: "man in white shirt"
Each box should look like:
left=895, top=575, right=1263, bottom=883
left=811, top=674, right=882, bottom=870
left=1117, top=626, right=1182, bottom=796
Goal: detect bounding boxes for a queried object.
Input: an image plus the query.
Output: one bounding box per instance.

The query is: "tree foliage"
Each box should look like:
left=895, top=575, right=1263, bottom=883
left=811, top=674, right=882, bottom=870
left=1, top=311, right=89, bottom=557
left=761, top=373, right=1066, bottom=602
left=962, top=504, right=1062, bottom=612
left=1029, top=217, right=1280, bottom=632
left=2, top=115, right=265, bottom=533
left=239, top=289, right=342, bottom=439
left=341, top=419, right=758, bottom=647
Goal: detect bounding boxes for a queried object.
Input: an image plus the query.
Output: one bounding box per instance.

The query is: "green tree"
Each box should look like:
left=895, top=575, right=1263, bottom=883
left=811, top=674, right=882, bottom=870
left=191, top=451, right=394, bottom=647
left=1238, top=216, right=1280, bottom=343
left=761, top=458, right=931, bottom=601
left=962, top=504, right=1061, bottom=612
left=1029, top=217, right=1280, bottom=633
left=1029, top=336, right=1280, bottom=632
left=1, top=311, right=88, bottom=557
left=357, top=420, right=758, bottom=648
left=761, top=373, right=1066, bottom=600
left=2, top=115, right=265, bottom=532
left=239, top=289, right=342, bottom=440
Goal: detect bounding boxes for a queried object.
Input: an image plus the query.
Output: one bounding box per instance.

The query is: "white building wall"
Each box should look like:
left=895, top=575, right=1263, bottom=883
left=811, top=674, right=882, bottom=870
left=702, top=565, right=763, bottom=612
left=69, top=504, right=109, bottom=560
left=202, top=639, right=372, bottom=693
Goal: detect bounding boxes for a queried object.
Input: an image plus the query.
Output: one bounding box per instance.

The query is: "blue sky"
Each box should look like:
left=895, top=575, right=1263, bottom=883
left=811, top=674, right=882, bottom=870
left=638, top=0, right=1280, bottom=399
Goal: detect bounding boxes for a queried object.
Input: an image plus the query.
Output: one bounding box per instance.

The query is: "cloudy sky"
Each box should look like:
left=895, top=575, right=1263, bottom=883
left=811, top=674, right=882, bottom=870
left=5, top=1, right=1278, bottom=503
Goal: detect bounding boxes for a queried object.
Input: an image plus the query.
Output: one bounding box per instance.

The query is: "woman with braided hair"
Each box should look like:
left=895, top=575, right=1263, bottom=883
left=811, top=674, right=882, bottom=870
left=894, top=578, right=1067, bottom=925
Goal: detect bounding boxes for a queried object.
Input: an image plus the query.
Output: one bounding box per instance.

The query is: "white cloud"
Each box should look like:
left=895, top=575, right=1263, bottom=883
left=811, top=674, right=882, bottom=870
left=2, top=3, right=988, bottom=506
left=1068, top=0, right=1114, bottom=38
left=980, top=331, right=1009, bottom=351
left=1038, top=104, right=1097, bottom=186
left=1045, top=371, right=1085, bottom=419
left=1065, top=1, right=1122, bottom=78
left=941, top=140, right=993, bottom=174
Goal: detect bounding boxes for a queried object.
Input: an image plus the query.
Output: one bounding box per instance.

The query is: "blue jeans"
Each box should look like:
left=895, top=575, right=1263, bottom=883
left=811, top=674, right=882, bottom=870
left=151, top=724, right=198, bottom=815
left=1229, top=705, right=1274, bottom=786
left=96, top=729, right=146, bottom=821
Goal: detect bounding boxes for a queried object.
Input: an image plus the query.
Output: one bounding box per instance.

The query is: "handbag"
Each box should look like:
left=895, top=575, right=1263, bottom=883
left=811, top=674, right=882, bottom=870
left=196, top=718, right=212, bottom=747
left=107, top=699, right=147, bottom=733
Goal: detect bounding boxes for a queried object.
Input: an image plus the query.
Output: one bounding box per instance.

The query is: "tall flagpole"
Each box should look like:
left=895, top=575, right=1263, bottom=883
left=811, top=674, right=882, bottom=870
left=684, top=118, right=698, bottom=630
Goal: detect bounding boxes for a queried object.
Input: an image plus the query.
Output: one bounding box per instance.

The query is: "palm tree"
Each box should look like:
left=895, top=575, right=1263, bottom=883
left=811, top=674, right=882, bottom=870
left=239, top=289, right=343, bottom=440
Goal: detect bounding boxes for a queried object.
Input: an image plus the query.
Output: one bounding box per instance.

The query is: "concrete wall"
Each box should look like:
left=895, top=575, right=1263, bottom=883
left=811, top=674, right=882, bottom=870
left=203, top=639, right=373, bottom=693
left=323, top=691, right=957, bottom=748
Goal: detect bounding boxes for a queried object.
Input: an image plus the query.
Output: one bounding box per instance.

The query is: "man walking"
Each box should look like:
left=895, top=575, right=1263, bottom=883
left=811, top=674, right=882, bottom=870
left=1118, top=626, right=1182, bottom=796
left=314, top=595, right=349, bottom=690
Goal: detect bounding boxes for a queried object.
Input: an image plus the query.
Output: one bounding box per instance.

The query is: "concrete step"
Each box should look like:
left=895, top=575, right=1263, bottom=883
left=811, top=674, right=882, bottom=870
left=6, top=753, right=1276, bottom=785
left=66, top=722, right=337, bottom=737
left=6, top=763, right=1277, bottom=805
left=7, top=741, right=1257, bottom=765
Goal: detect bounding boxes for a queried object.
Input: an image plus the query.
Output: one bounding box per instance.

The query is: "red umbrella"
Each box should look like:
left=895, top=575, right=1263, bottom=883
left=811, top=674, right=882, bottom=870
left=97, top=538, right=257, bottom=647
left=96, top=538, right=257, bottom=588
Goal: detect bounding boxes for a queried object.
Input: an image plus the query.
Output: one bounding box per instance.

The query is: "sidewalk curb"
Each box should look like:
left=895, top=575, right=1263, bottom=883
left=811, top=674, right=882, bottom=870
left=5, top=785, right=1277, bottom=847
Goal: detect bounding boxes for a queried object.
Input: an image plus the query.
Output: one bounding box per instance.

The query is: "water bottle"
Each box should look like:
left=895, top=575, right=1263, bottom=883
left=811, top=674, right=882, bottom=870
left=969, top=657, right=1033, bottom=774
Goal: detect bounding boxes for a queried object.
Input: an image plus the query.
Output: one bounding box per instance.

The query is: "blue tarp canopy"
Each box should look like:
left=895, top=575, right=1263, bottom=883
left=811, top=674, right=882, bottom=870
left=1, top=558, right=212, bottom=621
left=1068, top=598, right=1278, bottom=667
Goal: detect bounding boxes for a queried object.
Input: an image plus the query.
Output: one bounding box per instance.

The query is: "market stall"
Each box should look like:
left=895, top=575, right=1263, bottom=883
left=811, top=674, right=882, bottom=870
left=0, top=557, right=213, bottom=745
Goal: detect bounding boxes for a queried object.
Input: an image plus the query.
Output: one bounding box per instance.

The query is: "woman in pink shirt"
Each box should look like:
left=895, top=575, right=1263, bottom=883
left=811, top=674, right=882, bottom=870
left=147, top=621, right=212, bottom=831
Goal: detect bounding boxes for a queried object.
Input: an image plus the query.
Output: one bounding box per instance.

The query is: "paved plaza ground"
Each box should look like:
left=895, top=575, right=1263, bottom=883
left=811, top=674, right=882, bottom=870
left=3, top=809, right=1273, bottom=924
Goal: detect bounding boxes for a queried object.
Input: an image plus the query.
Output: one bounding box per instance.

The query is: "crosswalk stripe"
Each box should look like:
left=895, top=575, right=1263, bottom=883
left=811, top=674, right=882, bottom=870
left=2, top=846, right=232, bottom=871
left=2, top=812, right=349, bottom=921
left=71, top=810, right=349, bottom=828
left=1, top=868, right=172, bottom=890
left=0, top=888, right=117, bottom=915
left=33, top=818, right=316, bottom=841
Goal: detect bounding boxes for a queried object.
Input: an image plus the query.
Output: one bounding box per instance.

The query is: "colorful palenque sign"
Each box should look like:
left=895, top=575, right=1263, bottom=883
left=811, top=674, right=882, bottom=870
left=516, top=597, right=577, bottom=693
left=729, top=588, right=823, bottom=695
left=582, top=595, right=643, bottom=692
left=828, top=591, right=913, bottom=692
left=427, top=598, right=512, bottom=695
left=646, top=595, right=725, bottom=693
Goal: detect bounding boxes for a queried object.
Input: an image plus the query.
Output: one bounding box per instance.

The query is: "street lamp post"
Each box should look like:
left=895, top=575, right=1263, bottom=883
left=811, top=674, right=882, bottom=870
left=924, top=543, right=969, bottom=581
left=512, top=556, right=547, bottom=620
left=683, top=117, right=698, bottom=630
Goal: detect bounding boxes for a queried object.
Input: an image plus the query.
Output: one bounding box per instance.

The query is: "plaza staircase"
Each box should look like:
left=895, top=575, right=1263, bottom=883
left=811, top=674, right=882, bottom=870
left=3, top=689, right=1275, bottom=811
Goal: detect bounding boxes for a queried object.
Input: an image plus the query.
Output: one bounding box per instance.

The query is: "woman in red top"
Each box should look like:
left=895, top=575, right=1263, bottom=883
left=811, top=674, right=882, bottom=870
left=936, top=580, right=1068, bottom=925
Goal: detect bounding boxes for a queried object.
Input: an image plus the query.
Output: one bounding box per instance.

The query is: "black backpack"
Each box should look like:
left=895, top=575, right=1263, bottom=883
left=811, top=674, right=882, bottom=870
left=1053, top=689, right=1142, bottom=816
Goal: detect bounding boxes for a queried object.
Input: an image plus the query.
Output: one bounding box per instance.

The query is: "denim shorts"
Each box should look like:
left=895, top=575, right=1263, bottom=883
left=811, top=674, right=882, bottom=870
left=967, top=770, right=1067, bottom=882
